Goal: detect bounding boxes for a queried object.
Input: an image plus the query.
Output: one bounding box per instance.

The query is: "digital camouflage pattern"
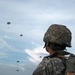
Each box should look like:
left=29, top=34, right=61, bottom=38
left=43, top=24, right=72, bottom=47
left=32, top=57, right=65, bottom=75
left=66, top=54, right=75, bottom=75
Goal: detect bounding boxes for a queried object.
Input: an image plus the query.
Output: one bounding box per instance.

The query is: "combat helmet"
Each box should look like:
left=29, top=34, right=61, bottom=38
left=43, top=24, right=72, bottom=47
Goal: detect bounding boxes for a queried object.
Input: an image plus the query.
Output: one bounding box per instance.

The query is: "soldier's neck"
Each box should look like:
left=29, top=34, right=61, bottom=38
left=48, top=49, right=55, bottom=55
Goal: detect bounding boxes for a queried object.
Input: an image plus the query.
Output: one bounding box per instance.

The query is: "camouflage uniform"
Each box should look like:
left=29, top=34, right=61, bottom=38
left=33, top=55, right=66, bottom=75
left=32, top=24, right=72, bottom=75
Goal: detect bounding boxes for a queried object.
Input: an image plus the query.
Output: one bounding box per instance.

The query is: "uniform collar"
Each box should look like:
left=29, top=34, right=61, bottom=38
left=45, top=51, right=70, bottom=58
left=45, top=52, right=58, bottom=58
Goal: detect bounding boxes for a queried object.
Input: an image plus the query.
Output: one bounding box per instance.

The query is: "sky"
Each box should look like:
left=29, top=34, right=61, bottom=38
left=0, top=0, right=75, bottom=75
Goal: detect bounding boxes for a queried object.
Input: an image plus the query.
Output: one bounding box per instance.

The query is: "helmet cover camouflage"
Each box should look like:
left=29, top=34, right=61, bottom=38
left=43, top=24, right=72, bottom=47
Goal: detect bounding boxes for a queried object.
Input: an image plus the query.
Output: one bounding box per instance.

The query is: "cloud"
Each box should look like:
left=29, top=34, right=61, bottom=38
left=0, top=63, right=26, bottom=71
left=0, top=0, right=75, bottom=41
left=0, top=37, right=24, bottom=53
left=0, top=38, right=10, bottom=49
left=15, top=64, right=26, bottom=71
left=3, top=35, right=11, bottom=39
left=0, top=52, right=7, bottom=58
left=1, top=0, right=75, bottom=22
left=25, top=46, right=49, bottom=64
left=0, top=64, right=26, bottom=75
left=0, top=62, right=36, bottom=75
left=0, top=0, right=75, bottom=75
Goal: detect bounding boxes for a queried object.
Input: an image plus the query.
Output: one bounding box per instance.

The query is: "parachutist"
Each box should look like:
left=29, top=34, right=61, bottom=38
left=17, top=61, right=19, bottom=63
left=20, top=34, right=23, bottom=36
left=16, top=70, right=19, bottom=71
left=7, top=22, right=11, bottom=25
left=40, top=56, right=42, bottom=58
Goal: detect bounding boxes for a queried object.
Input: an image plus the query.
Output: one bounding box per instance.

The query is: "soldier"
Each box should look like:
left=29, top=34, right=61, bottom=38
left=32, top=24, right=72, bottom=75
